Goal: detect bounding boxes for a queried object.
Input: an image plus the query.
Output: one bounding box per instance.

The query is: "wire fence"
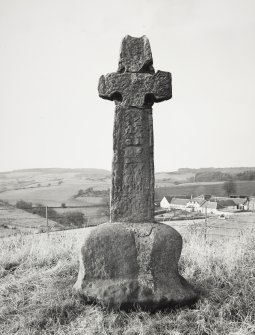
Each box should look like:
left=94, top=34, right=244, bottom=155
left=0, top=202, right=255, bottom=240
left=0, top=203, right=109, bottom=238
left=160, top=218, right=255, bottom=240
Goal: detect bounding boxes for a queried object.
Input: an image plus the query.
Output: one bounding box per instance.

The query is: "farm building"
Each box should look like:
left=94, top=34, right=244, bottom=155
left=214, top=198, right=237, bottom=210
left=231, top=198, right=249, bottom=210
left=200, top=198, right=238, bottom=214
left=169, top=198, right=190, bottom=209
left=160, top=196, right=189, bottom=210
left=186, top=197, right=206, bottom=212
left=200, top=201, right=219, bottom=214
left=160, top=195, right=243, bottom=214
left=190, top=194, right=211, bottom=201
left=160, top=196, right=173, bottom=209
left=248, top=197, right=255, bottom=211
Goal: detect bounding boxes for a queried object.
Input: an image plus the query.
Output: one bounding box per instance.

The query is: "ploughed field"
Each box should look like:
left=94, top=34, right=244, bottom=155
left=1, top=223, right=254, bottom=334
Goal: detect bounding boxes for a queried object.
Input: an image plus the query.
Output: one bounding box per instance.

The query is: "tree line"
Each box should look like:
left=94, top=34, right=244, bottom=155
left=195, top=170, right=255, bottom=182
left=74, top=187, right=110, bottom=198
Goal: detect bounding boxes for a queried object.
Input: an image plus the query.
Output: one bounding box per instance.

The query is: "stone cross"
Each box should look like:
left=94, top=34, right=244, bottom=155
left=98, top=35, right=172, bottom=223
left=74, top=36, right=197, bottom=310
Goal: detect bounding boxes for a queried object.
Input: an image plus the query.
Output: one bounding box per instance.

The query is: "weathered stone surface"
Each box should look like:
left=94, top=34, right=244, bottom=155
left=74, top=35, right=198, bottom=310
left=111, top=105, right=154, bottom=222
left=98, top=35, right=171, bottom=223
left=118, top=35, right=154, bottom=73
left=74, top=222, right=197, bottom=310
left=98, top=71, right=172, bottom=108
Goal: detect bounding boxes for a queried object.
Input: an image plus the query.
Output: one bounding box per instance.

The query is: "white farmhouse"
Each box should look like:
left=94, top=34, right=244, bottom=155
left=210, top=198, right=237, bottom=211
left=231, top=198, right=249, bottom=211
left=169, top=198, right=190, bottom=209
left=248, top=197, right=255, bottom=211
left=160, top=196, right=189, bottom=210
left=200, top=198, right=237, bottom=215
left=200, top=201, right=219, bottom=214
left=160, top=196, right=173, bottom=209
left=186, top=198, right=206, bottom=212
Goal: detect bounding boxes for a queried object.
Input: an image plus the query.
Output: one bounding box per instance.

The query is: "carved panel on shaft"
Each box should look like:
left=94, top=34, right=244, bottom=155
left=111, top=106, right=154, bottom=222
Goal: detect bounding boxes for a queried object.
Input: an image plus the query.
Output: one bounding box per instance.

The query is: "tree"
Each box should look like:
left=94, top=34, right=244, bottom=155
left=60, top=211, right=86, bottom=227
left=16, top=200, right=33, bottom=210
left=222, top=180, right=237, bottom=196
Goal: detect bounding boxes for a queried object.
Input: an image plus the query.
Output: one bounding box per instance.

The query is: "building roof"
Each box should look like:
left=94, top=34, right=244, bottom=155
left=217, top=199, right=237, bottom=208
left=210, top=197, right=237, bottom=208
left=170, top=198, right=189, bottom=206
left=189, top=198, right=206, bottom=205
left=162, top=196, right=173, bottom=203
left=231, top=198, right=248, bottom=206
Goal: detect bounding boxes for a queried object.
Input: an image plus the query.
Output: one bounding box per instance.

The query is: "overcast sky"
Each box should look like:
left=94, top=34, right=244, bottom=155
left=0, top=0, right=255, bottom=173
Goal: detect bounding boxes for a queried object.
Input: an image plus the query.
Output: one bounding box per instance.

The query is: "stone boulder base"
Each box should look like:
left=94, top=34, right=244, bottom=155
left=74, top=222, right=197, bottom=310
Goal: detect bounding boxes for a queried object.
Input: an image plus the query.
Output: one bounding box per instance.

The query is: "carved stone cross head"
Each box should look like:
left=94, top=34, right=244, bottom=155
left=98, top=35, right=172, bottom=109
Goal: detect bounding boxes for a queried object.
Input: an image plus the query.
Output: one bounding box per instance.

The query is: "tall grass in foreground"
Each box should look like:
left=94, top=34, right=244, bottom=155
left=0, top=228, right=255, bottom=335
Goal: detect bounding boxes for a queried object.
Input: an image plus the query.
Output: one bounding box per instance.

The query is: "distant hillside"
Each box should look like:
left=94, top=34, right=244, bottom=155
left=0, top=168, right=111, bottom=177
left=155, top=181, right=255, bottom=199
left=155, top=167, right=255, bottom=186
left=1, top=167, right=255, bottom=206
left=177, top=167, right=255, bottom=174
left=0, top=168, right=111, bottom=206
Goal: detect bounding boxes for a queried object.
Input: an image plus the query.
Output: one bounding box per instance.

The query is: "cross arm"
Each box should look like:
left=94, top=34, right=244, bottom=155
left=98, top=73, right=127, bottom=102
left=98, top=71, right=172, bottom=107
left=151, top=71, right=172, bottom=103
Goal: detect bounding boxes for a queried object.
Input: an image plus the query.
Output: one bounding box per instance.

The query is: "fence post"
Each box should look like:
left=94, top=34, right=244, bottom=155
left=46, top=206, right=49, bottom=234
left=204, top=206, right=207, bottom=241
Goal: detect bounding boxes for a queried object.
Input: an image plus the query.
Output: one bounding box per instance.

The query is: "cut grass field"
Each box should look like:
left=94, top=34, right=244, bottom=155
left=1, top=225, right=255, bottom=334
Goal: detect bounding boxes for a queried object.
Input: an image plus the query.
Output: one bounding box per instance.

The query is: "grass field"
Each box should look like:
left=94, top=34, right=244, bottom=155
left=0, top=182, right=110, bottom=207
left=0, top=198, right=109, bottom=238
left=2, top=168, right=255, bottom=209
left=0, top=169, right=111, bottom=193
left=0, top=202, right=62, bottom=238
left=155, top=180, right=255, bottom=199
left=0, top=168, right=111, bottom=208
left=1, top=223, right=255, bottom=334
left=3, top=180, right=255, bottom=209
left=162, top=212, right=255, bottom=242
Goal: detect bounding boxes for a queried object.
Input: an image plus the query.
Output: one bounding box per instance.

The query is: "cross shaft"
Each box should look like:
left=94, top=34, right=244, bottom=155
left=98, top=35, right=172, bottom=222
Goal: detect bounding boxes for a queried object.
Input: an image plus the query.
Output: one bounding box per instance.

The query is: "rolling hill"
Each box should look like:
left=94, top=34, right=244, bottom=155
left=0, top=168, right=111, bottom=206
left=1, top=167, right=255, bottom=207
left=155, top=181, right=255, bottom=199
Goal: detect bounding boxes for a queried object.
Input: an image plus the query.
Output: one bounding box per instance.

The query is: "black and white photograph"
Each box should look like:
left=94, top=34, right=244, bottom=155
left=0, top=1, right=255, bottom=334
